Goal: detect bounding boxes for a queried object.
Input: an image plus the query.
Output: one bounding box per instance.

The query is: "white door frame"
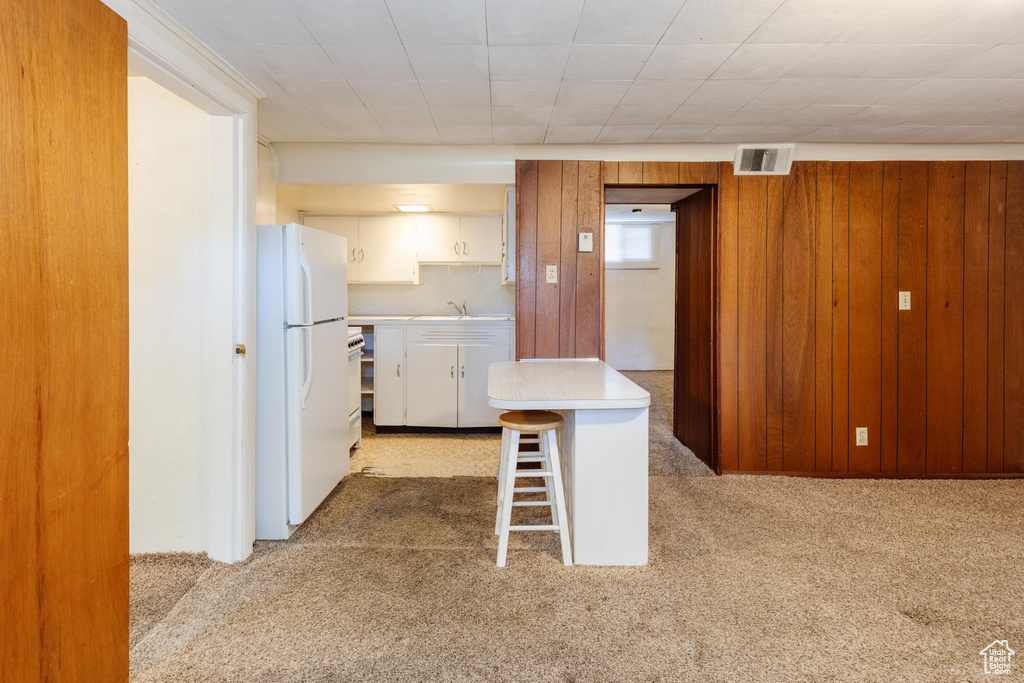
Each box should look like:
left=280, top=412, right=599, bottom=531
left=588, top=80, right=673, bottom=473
left=120, top=0, right=263, bottom=562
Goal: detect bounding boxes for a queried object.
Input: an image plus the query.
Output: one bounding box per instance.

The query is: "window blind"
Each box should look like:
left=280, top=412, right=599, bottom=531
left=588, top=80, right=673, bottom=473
left=605, top=223, right=660, bottom=269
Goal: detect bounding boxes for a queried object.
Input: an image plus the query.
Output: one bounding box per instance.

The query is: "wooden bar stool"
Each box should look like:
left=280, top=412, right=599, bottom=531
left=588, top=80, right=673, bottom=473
left=494, top=410, right=572, bottom=567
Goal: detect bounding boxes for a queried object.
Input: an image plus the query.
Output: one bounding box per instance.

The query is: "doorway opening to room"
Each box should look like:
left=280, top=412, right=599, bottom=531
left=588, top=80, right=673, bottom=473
left=603, top=185, right=719, bottom=474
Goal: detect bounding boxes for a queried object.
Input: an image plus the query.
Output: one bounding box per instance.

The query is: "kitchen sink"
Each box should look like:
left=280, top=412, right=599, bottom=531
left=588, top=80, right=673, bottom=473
left=411, top=314, right=512, bottom=321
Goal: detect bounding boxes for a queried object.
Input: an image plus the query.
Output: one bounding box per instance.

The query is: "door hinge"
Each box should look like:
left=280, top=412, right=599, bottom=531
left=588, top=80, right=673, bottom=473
left=235, top=344, right=246, bottom=357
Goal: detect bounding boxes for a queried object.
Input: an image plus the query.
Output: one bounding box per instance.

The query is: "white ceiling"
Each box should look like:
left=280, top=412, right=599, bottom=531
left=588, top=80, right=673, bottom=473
left=153, top=0, right=1024, bottom=144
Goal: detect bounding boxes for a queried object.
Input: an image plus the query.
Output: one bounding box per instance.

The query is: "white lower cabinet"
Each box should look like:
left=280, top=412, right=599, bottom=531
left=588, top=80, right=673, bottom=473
left=456, top=344, right=508, bottom=427
left=406, top=343, right=460, bottom=427
left=373, top=326, right=406, bottom=426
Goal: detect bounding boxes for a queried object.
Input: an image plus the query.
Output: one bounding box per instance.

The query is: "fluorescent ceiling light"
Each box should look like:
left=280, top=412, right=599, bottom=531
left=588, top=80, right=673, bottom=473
left=394, top=204, right=432, bottom=212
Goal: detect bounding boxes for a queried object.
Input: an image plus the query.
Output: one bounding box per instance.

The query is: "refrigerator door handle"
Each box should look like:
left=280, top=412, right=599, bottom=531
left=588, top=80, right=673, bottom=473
left=301, top=326, right=313, bottom=408
left=299, top=248, right=314, bottom=326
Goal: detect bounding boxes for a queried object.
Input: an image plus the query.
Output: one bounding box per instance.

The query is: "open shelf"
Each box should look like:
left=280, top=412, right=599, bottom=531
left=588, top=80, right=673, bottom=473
left=360, top=377, right=374, bottom=395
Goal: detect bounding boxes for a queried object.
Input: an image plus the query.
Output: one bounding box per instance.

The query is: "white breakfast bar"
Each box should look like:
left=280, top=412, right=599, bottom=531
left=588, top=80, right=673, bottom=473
left=487, top=360, right=651, bottom=566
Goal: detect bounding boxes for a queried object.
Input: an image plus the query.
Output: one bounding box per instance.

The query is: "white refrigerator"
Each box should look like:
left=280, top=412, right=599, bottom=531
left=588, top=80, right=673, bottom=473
left=255, top=223, right=349, bottom=539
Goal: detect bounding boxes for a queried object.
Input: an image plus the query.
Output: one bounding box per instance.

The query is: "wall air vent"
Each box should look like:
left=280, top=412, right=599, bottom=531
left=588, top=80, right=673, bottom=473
left=733, top=144, right=795, bottom=175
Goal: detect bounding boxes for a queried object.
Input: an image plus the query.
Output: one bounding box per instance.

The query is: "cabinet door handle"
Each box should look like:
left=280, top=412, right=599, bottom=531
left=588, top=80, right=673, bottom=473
left=397, top=363, right=401, bottom=378
left=461, top=365, right=465, bottom=378
left=453, top=242, right=460, bottom=255
left=463, top=241, right=467, bottom=255
left=450, top=365, right=455, bottom=379
left=351, top=248, right=357, bottom=262
left=359, top=249, right=365, bottom=262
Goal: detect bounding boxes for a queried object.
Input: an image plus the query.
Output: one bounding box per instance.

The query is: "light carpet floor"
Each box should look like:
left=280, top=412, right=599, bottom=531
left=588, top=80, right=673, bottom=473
left=130, top=372, right=1023, bottom=682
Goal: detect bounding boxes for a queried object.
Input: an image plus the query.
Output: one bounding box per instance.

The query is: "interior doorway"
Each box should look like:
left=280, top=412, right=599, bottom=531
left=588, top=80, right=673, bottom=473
left=604, top=185, right=718, bottom=473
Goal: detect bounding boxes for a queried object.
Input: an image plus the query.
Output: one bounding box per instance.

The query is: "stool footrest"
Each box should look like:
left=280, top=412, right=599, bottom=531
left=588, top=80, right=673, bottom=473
left=511, top=500, right=553, bottom=507
left=513, top=486, right=547, bottom=493
left=508, top=525, right=559, bottom=531
left=515, top=469, right=552, bottom=477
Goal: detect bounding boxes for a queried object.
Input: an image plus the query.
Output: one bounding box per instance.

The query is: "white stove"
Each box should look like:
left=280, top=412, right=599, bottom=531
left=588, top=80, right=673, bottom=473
left=346, top=327, right=364, bottom=449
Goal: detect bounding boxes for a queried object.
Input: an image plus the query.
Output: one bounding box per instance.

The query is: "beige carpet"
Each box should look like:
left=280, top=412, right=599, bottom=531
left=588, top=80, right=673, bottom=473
left=129, top=372, right=1023, bottom=682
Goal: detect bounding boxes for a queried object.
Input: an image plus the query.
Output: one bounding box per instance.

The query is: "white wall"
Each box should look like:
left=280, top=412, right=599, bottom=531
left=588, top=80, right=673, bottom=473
left=605, top=222, right=676, bottom=371
left=256, top=141, right=277, bottom=225
left=128, top=76, right=233, bottom=554
left=349, top=266, right=514, bottom=316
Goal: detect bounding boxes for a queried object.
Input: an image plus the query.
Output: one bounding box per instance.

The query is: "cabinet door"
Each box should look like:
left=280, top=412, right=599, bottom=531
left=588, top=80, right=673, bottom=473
left=406, top=343, right=458, bottom=427
left=503, top=187, right=516, bottom=283
left=415, top=214, right=461, bottom=262
left=373, top=326, right=406, bottom=426
left=459, top=215, right=503, bottom=264
left=457, top=344, right=510, bottom=427
left=358, top=216, right=417, bottom=282
left=302, top=216, right=360, bottom=281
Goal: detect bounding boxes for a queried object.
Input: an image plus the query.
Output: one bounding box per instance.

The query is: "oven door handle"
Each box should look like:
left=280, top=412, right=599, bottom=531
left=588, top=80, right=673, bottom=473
left=348, top=349, right=364, bottom=361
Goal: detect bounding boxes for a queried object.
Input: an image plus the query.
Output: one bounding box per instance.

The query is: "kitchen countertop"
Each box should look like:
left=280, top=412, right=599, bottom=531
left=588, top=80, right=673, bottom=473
left=487, top=359, right=650, bottom=410
left=350, top=314, right=515, bottom=324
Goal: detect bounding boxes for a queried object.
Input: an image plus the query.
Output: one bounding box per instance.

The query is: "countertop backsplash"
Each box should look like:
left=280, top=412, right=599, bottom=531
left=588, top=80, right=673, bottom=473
left=348, top=265, right=514, bottom=316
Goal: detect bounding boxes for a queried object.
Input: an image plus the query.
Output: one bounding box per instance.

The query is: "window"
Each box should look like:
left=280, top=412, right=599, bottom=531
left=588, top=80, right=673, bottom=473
left=605, top=222, right=660, bottom=269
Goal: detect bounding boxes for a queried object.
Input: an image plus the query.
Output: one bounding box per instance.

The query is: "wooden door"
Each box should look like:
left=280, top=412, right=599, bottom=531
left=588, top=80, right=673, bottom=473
left=457, top=344, right=509, bottom=427
left=1, top=0, right=129, bottom=679
left=405, top=343, right=459, bottom=427
left=673, top=189, right=717, bottom=471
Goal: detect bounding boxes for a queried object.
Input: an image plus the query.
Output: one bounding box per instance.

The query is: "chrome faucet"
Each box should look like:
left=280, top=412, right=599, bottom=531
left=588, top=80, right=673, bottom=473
left=447, top=300, right=467, bottom=316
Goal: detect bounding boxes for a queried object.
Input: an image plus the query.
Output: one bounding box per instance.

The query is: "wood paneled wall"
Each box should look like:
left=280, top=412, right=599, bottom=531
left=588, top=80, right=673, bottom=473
left=719, top=160, right=1024, bottom=475
left=515, top=160, right=604, bottom=359
left=2, top=0, right=129, bottom=679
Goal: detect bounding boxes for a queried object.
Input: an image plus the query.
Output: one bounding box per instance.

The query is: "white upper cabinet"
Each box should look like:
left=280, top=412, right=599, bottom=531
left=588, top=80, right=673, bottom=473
left=302, top=216, right=361, bottom=280
left=416, top=214, right=502, bottom=265
left=502, top=186, right=516, bottom=283
left=357, top=216, right=418, bottom=283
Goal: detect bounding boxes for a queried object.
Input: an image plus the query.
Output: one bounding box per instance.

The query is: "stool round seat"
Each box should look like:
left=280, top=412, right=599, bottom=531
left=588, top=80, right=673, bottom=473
left=498, top=410, right=563, bottom=432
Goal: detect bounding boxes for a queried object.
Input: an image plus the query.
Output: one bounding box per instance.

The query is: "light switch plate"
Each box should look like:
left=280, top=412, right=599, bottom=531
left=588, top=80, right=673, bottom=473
left=546, top=265, right=557, bottom=284
left=579, top=232, right=593, bottom=252
left=899, top=291, right=911, bottom=310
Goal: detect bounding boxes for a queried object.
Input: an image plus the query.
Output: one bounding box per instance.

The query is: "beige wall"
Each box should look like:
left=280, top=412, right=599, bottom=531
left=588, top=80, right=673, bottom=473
left=349, top=265, right=514, bottom=316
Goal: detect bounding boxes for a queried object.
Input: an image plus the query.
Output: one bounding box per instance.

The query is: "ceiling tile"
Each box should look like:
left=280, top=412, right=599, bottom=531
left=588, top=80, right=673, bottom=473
left=563, top=45, right=655, bottom=81
left=406, top=46, right=489, bottom=81
left=880, top=79, right=984, bottom=105
left=321, top=45, right=414, bottom=81
left=575, top=0, right=684, bottom=44
left=278, top=80, right=362, bottom=107
left=909, top=126, right=993, bottom=143
left=956, top=126, right=1024, bottom=143
left=419, top=81, right=492, bottom=107
left=491, top=105, right=554, bottom=126
left=811, top=78, right=919, bottom=105
left=486, top=0, right=586, bottom=45
left=347, top=81, right=426, bottom=107
left=787, top=44, right=906, bottom=79
left=945, top=80, right=1024, bottom=107
left=269, top=123, right=347, bottom=142
left=201, top=3, right=314, bottom=44
left=836, top=1, right=981, bottom=43
left=781, top=104, right=866, bottom=125
left=746, top=0, right=875, bottom=44
left=862, top=44, right=990, bottom=80
left=378, top=127, right=443, bottom=143
left=934, top=45, right=1024, bottom=79
left=549, top=105, right=615, bottom=126
left=605, top=105, right=677, bottom=126
left=491, top=126, right=548, bottom=143
left=259, top=104, right=322, bottom=127
left=490, top=80, right=562, bottom=106
left=700, top=124, right=822, bottom=142
left=437, top=126, right=493, bottom=144
left=638, top=44, right=740, bottom=80
left=288, top=0, right=401, bottom=45
left=663, top=105, right=738, bottom=125
left=751, top=78, right=850, bottom=105
left=724, top=104, right=805, bottom=125
left=712, top=43, right=823, bottom=80
left=619, top=80, right=704, bottom=107
left=428, top=106, right=492, bottom=127
left=648, top=125, right=715, bottom=142
left=385, top=0, right=486, bottom=45
left=544, top=126, right=603, bottom=143
left=661, top=0, right=785, bottom=44
left=314, top=106, right=384, bottom=128
left=555, top=80, right=632, bottom=106
left=844, top=104, right=931, bottom=125
left=924, top=2, right=1024, bottom=44
left=252, top=44, right=343, bottom=81
left=153, top=0, right=232, bottom=44
left=367, top=107, right=435, bottom=127
left=684, top=79, right=775, bottom=107
left=595, top=125, right=657, bottom=143
left=488, top=46, right=572, bottom=81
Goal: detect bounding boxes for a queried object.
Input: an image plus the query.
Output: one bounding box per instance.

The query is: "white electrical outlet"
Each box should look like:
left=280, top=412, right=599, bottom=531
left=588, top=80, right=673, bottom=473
left=856, top=427, right=868, bottom=446
left=546, top=265, right=557, bottom=284
left=899, top=291, right=911, bottom=310
left=578, top=232, right=593, bottom=252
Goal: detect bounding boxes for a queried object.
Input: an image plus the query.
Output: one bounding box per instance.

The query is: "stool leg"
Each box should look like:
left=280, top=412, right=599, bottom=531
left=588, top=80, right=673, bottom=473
left=496, top=430, right=520, bottom=567
left=545, top=428, right=573, bottom=566
left=495, top=427, right=511, bottom=535
left=538, top=428, right=559, bottom=529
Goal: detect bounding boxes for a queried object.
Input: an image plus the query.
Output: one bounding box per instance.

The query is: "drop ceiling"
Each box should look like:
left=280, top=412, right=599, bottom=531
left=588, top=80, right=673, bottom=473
left=153, top=0, right=1024, bottom=144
